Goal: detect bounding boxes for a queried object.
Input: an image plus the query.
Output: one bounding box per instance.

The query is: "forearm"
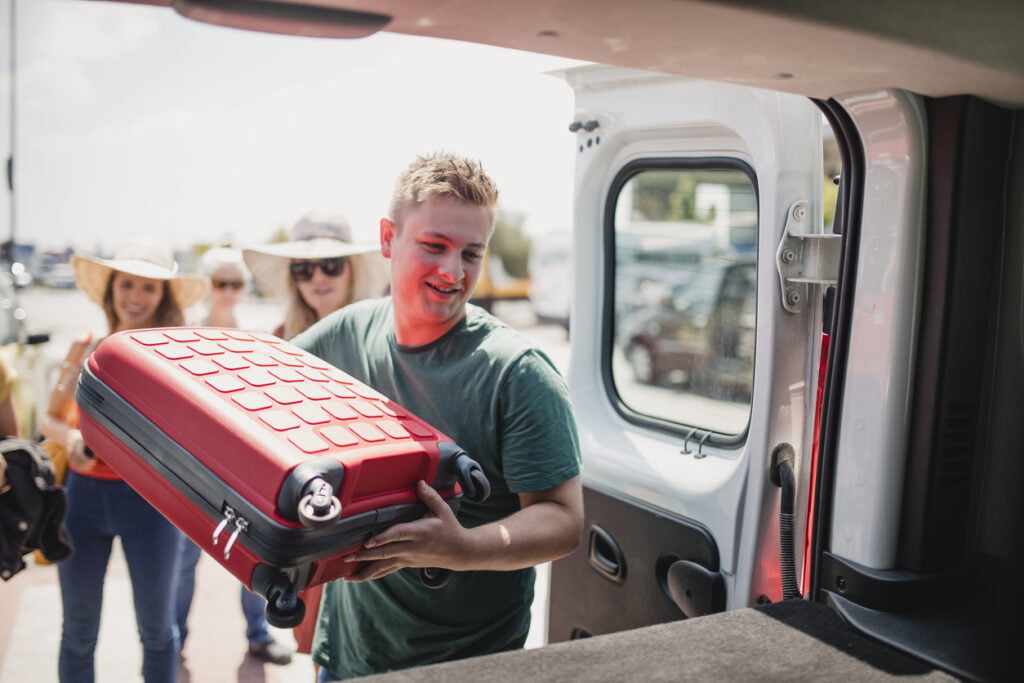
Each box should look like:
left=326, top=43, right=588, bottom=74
left=346, top=475, right=584, bottom=582
left=452, top=499, right=583, bottom=572
left=41, top=411, right=77, bottom=446
left=0, top=397, right=20, bottom=438
left=42, top=354, right=93, bottom=470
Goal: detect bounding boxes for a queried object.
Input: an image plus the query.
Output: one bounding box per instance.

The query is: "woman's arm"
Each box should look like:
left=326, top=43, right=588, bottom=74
left=41, top=333, right=95, bottom=472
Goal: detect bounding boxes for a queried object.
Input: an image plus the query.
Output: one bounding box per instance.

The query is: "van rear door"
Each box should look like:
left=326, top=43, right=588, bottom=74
left=549, top=66, right=831, bottom=638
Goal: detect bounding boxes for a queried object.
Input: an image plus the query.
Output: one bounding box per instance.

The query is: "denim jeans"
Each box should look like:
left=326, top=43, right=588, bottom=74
left=57, top=471, right=182, bottom=683
left=175, top=536, right=270, bottom=645
left=317, top=664, right=344, bottom=682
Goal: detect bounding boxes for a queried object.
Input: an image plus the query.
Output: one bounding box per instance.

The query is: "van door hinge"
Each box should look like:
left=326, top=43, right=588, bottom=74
left=775, top=200, right=841, bottom=313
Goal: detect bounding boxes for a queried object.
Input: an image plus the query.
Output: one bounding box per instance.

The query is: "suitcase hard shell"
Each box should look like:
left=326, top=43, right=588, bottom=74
left=75, top=327, right=488, bottom=626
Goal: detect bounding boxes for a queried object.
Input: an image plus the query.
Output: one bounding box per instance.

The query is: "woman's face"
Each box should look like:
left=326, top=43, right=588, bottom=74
left=292, top=257, right=353, bottom=319
left=209, top=267, right=245, bottom=310
left=111, top=272, right=165, bottom=331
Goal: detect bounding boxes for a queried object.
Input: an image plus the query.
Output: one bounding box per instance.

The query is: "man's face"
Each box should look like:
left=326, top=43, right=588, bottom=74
left=381, top=197, right=493, bottom=346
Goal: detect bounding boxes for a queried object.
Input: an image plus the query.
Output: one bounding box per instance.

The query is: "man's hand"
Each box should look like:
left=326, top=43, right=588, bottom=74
left=342, top=474, right=583, bottom=583
left=343, top=480, right=470, bottom=582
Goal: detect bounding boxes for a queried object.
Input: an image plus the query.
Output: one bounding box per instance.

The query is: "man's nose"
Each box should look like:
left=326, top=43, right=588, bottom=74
left=437, top=253, right=464, bottom=282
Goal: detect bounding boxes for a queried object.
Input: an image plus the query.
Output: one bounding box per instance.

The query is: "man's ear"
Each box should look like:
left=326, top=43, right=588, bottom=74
left=380, top=218, right=396, bottom=259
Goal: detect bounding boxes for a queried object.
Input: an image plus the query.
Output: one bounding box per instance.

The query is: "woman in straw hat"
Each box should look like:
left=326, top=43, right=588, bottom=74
left=244, top=212, right=388, bottom=340
left=41, top=243, right=206, bottom=683
left=243, top=214, right=387, bottom=654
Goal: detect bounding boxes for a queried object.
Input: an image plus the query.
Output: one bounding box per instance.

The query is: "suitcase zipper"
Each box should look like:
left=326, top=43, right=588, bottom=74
left=212, top=504, right=250, bottom=560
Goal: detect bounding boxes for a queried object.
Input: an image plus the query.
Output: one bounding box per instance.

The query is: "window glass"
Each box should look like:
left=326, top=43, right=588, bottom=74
left=611, top=167, right=756, bottom=434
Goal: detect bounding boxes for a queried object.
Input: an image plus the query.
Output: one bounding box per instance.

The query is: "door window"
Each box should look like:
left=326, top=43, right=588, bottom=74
left=610, top=165, right=757, bottom=435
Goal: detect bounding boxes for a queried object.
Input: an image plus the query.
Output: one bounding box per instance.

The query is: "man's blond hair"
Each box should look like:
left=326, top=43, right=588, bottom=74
left=388, top=152, right=499, bottom=228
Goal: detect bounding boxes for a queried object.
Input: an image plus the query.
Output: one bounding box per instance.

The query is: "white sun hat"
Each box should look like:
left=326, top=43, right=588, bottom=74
left=70, top=243, right=208, bottom=311
left=242, top=213, right=388, bottom=300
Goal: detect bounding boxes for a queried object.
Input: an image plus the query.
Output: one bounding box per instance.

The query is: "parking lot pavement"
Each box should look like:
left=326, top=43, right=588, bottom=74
left=0, top=544, right=551, bottom=683
left=0, top=544, right=315, bottom=683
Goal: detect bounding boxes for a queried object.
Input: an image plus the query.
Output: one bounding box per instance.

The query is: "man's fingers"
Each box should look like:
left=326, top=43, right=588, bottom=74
left=416, top=480, right=452, bottom=516
left=360, top=482, right=447, bottom=549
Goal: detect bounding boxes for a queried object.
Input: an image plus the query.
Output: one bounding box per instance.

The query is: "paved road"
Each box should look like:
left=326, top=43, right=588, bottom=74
left=1, top=289, right=564, bottom=682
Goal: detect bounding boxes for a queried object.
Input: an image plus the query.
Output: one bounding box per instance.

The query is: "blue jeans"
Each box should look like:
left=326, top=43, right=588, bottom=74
left=175, top=536, right=270, bottom=645
left=57, top=471, right=182, bottom=683
left=317, top=665, right=344, bottom=682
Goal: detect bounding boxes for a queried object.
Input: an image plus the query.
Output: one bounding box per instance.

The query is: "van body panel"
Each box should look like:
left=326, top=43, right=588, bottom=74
left=552, top=67, right=826, bottom=634
left=829, top=90, right=927, bottom=569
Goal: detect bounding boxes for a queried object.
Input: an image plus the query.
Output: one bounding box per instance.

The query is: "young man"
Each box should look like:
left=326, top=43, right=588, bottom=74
left=292, top=152, right=583, bottom=679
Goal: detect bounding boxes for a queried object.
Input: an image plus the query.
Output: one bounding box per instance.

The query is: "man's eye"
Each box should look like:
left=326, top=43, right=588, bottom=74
left=422, top=242, right=444, bottom=252
left=463, top=251, right=482, bottom=262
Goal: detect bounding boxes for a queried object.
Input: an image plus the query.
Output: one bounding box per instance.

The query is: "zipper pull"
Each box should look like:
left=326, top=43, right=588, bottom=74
left=212, top=505, right=236, bottom=546
left=223, top=516, right=249, bottom=560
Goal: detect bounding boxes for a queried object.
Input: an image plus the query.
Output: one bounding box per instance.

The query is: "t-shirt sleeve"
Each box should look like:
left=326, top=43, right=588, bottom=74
left=497, top=349, right=581, bottom=494
left=291, top=316, right=332, bottom=357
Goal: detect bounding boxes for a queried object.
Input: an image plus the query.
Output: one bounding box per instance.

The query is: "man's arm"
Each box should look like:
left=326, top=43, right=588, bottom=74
left=342, top=474, right=584, bottom=582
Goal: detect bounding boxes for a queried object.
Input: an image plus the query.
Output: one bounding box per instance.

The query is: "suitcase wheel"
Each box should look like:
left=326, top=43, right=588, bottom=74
left=297, top=477, right=342, bottom=528
left=453, top=453, right=491, bottom=502
left=264, top=576, right=307, bottom=628
left=420, top=567, right=452, bottom=589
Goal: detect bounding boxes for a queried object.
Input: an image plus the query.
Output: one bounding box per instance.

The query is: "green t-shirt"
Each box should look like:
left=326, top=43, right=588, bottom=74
left=292, top=299, right=581, bottom=677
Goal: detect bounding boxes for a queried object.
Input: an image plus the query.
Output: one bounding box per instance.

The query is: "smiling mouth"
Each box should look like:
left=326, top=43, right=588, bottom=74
left=426, top=282, right=460, bottom=295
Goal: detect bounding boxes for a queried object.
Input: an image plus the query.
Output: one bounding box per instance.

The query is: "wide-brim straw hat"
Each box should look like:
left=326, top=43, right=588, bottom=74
left=243, top=213, right=388, bottom=301
left=70, top=243, right=208, bottom=311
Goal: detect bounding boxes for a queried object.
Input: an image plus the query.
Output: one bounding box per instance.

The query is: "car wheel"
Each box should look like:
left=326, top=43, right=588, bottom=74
left=628, top=342, right=660, bottom=384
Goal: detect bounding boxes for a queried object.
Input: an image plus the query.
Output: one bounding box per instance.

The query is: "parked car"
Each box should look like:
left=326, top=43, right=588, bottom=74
left=41, top=262, right=77, bottom=289
left=468, top=249, right=532, bottom=313
left=621, top=255, right=755, bottom=400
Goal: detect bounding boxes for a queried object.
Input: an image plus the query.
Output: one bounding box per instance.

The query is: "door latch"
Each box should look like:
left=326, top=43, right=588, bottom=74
left=776, top=200, right=841, bottom=313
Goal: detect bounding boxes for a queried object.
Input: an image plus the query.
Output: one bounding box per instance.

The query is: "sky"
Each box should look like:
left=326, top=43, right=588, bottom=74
left=0, top=0, right=587, bottom=256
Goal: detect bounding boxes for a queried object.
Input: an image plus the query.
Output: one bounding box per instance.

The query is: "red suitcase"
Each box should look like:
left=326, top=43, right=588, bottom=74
left=75, top=327, right=488, bottom=626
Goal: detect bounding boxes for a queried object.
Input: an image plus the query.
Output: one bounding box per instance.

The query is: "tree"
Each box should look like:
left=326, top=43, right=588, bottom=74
left=490, top=210, right=532, bottom=278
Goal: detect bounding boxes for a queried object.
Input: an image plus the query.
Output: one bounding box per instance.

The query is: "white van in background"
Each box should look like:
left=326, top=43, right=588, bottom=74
left=528, top=229, right=572, bottom=330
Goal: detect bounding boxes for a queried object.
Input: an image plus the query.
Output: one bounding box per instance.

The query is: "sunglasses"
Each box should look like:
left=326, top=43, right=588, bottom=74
left=212, top=280, right=245, bottom=291
left=289, top=257, right=348, bottom=282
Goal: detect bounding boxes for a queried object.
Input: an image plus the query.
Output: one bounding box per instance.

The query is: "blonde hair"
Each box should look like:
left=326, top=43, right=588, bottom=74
left=281, top=256, right=369, bottom=339
left=388, top=152, right=499, bottom=228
